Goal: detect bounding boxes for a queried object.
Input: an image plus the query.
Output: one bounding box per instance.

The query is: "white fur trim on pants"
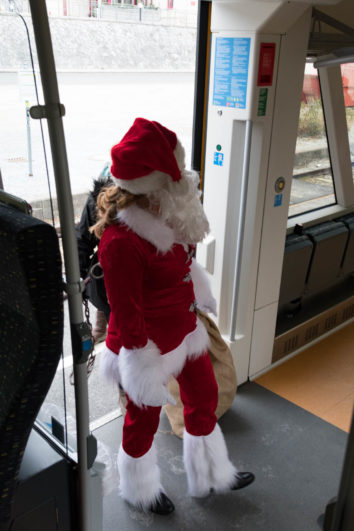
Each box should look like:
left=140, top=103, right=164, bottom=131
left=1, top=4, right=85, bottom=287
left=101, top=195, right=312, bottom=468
left=183, top=424, right=237, bottom=497
left=117, top=443, right=163, bottom=511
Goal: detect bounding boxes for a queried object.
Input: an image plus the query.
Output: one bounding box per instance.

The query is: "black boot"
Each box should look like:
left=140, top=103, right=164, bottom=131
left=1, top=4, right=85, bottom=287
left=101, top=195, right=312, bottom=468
left=149, top=492, right=175, bottom=515
left=231, top=472, right=255, bottom=490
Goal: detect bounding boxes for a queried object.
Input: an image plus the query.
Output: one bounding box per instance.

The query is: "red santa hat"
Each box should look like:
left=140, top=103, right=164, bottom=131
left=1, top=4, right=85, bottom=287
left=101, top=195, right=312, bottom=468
left=110, top=118, right=185, bottom=195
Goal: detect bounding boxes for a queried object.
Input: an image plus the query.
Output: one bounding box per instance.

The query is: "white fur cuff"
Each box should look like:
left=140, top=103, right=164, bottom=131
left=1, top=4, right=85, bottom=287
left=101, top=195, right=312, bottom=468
left=118, top=339, right=176, bottom=408
left=100, top=321, right=210, bottom=407
left=190, top=258, right=217, bottom=316
left=118, top=444, right=163, bottom=510
left=100, top=345, right=121, bottom=386
left=183, top=429, right=211, bottom=497
left=204, top=424, right=237, bottom=492
left=185, top=317, right=210, bottom=361
left=183, top=424, right=237, bottom=497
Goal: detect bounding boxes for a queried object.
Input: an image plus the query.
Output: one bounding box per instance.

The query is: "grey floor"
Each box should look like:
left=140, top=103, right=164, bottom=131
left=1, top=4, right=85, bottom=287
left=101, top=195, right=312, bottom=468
left=93, top=382, right=347, bottom=531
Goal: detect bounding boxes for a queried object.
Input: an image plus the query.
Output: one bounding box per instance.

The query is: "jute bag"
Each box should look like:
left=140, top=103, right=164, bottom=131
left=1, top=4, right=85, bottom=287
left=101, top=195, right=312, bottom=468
left=164, top=309, right=237, bottom=438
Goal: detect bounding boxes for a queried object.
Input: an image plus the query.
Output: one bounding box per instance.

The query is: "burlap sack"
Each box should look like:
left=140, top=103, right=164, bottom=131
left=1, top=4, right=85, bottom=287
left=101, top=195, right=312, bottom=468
left=164, top=310, right=237, bottom=438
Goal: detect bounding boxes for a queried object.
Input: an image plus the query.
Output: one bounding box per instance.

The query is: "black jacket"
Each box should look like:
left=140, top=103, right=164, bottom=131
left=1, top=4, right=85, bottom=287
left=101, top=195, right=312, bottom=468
left=76, top=176, right=112, bottom=319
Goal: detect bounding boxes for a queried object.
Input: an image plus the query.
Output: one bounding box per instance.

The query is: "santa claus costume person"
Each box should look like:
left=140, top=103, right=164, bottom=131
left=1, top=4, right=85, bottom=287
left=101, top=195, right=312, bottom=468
left=93, top=118, right=255, bottom=515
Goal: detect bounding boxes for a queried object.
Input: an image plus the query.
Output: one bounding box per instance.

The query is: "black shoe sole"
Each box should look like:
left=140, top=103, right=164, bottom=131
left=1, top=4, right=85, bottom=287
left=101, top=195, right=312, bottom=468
left=231, top=472, right=255, bottom=490
left=149, top=493, right=175, bottom=515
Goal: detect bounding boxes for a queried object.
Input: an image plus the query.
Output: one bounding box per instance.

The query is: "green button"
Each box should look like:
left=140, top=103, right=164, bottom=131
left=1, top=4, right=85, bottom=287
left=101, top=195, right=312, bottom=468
left=216, top=144, right=222, bottom=151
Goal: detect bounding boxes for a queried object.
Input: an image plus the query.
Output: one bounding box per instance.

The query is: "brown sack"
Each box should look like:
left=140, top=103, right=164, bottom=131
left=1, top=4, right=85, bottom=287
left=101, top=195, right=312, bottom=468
left=164, top=309, right=237, bottom=438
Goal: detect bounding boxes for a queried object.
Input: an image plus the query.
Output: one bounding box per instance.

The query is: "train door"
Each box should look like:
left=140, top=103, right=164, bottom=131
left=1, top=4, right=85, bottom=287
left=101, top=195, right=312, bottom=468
left=196, top=0, right=354, bottom=384
left=1, top=4, right=103, bottom=530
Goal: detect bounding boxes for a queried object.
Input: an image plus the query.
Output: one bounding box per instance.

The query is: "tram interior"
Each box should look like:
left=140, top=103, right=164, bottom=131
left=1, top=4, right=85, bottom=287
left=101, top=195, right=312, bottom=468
left=0, top=0, right=354, bottom=530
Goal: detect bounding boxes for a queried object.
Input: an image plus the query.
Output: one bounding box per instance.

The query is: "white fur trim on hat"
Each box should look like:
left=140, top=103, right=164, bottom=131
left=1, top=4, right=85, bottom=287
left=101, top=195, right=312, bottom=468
left=112, top=141, right=186, bottom=195
left=118, top=443, right=164, bottom=510
left=117, top=204, right=175, bottom=253
left=113, top=169, right=168, bottom=195
left=174, top=139, right=186, bottom=172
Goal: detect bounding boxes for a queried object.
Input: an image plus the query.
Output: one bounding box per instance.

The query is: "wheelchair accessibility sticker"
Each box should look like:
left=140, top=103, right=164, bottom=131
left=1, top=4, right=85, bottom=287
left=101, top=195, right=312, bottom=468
left=214, top=152, right=224, bottom=166
left=274, top=193, right=283, bottom=207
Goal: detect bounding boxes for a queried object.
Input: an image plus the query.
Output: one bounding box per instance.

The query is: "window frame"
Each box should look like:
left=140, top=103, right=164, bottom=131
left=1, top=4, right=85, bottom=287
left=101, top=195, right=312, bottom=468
left=287, top=63, right=354, bottom=231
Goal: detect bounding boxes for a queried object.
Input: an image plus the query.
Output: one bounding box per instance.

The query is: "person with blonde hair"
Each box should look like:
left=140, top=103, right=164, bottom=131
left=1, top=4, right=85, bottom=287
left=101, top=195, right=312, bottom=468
left=94, top=118, right=254, bottom=515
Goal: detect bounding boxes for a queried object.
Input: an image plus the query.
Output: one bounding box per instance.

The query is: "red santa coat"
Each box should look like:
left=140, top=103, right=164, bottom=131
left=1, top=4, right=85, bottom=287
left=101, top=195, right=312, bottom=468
left=99, top=222, right=196, bottom=355
left=98, top=204, right=214, bottom=408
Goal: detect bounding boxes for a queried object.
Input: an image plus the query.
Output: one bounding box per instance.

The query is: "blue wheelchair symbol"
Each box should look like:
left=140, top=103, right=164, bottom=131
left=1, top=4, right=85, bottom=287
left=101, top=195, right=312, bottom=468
left=214, top=152, right=224, bottom=166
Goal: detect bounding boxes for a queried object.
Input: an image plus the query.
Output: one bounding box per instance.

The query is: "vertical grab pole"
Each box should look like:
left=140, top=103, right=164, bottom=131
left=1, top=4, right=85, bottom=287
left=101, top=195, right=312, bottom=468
left=330, top=410, right=354, bottom=530
left=25, top=100, right=33, bottom=177
left=230, top=119, right=252, bottom=342
left=27, top=2, right=97, bottom=531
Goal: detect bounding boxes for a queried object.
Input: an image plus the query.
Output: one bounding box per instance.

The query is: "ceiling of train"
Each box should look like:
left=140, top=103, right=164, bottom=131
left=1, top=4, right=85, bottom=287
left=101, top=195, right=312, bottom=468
left=211, top=1, right=354, bottom=59
left=308, top=6, right=354, bottom=58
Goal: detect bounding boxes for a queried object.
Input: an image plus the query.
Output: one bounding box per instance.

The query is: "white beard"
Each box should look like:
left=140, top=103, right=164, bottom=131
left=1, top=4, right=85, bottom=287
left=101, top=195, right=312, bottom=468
left=147, top=169, right=210, bottom=245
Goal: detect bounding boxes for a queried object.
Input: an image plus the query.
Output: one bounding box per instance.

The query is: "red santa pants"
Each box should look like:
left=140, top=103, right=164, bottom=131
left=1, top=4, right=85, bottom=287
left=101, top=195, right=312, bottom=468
left=122, top=352, right=218, bottom=458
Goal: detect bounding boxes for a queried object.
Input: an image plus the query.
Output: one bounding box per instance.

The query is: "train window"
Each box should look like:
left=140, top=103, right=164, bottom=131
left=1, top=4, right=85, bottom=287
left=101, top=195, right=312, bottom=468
left=288, top=63, right=336, bottom=218
left=1, top=12, right=196, bottom=223
left=341, top=63, right=354, bottom=182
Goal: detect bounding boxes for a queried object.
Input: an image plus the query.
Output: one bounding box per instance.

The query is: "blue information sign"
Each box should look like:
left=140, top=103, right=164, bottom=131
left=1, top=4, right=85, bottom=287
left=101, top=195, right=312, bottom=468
left=213, top=152, right=224, bottom=166
left=213, top=37, right=251, bottom=109
left=274, top=194, right=283, bottom=207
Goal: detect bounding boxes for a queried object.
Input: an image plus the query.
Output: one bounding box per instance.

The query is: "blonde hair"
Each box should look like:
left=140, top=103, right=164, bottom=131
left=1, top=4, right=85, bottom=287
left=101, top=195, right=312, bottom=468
left=91, top=186, right=148, bottom=239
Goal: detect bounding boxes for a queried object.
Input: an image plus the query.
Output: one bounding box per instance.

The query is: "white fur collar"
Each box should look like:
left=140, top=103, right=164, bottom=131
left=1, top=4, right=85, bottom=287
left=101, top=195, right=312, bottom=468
left=117, top=204, right=175, bottom=253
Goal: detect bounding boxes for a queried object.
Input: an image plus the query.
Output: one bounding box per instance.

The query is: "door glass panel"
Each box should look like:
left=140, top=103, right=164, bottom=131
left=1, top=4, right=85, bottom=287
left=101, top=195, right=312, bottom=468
left=1, top=3, right=196, bottom=454
left=0, top=8, right=73, bottom=457
left=341, top=63, right=354, bottom=182
left=289, top=63, right=336, bottom=218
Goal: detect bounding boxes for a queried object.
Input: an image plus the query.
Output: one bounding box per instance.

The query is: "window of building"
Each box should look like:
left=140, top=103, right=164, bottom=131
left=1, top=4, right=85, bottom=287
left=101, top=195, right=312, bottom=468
left=289, top=63, right=336, bottom=218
